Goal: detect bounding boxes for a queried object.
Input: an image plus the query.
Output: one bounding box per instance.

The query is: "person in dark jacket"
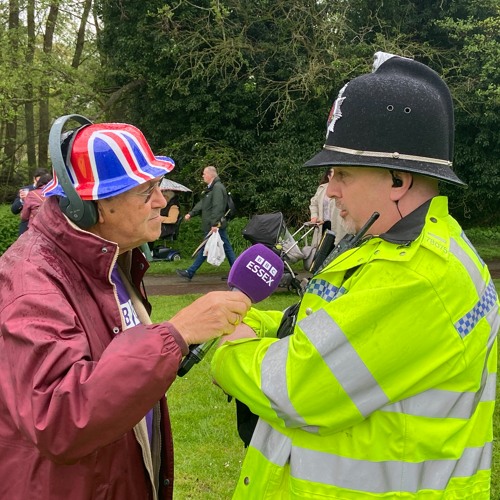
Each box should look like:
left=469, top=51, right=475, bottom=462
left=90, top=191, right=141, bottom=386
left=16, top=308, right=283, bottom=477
left=10, top=167, right=49, bottom=235
left=0, top=119, right=250, bottom=500
left=20, top=173, right=53, bottom=228
left=176, top=165, right=236, bottom=280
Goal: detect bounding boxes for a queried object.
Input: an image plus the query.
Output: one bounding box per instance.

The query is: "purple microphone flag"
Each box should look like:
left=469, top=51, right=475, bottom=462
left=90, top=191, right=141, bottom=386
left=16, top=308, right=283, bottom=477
left=228, top=244, right=285, bottom=303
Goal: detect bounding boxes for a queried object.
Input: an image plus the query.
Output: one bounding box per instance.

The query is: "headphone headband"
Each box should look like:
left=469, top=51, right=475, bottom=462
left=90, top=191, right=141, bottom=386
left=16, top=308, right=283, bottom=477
left=48, top=114, right=98, bottom=228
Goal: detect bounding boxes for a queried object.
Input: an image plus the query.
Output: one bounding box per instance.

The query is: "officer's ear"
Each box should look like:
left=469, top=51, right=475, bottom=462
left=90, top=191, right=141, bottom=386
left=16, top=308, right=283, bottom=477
left=389, top=171, right=413, bottom=199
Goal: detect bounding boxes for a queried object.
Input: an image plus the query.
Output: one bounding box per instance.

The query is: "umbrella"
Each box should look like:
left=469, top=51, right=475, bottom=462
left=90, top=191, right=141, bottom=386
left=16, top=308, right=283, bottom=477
left=159, top=178, right=192, bottom=192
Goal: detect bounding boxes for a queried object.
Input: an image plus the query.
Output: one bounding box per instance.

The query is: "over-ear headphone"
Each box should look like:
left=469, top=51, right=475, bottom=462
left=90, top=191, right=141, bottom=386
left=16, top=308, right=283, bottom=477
left=49, top=114, right=98, bottom=228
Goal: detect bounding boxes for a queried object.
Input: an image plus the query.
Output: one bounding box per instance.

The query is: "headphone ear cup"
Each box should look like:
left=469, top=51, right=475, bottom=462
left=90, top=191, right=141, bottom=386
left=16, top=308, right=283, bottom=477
left=49, top=114, right=98, bottom=228
left=58, top=196, right=98, bottom=228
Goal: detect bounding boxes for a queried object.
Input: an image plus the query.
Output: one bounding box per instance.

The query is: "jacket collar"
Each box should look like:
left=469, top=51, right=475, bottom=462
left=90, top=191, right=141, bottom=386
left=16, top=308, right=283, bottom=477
left=32, top=197, right=149, bottom=284
left=205, top=176, right=220, bottom=192
left=379, top=198, right=433, bottom=245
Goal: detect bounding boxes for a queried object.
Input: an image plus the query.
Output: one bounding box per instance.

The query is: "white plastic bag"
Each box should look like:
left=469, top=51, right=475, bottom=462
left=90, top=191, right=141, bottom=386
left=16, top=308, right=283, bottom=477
left=203, top=231, right=226, bottom=266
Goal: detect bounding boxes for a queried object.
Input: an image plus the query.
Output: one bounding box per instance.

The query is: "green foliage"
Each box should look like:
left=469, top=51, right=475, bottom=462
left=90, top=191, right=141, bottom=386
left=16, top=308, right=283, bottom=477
left=94, top=0, right=500, bottom=227
left=2, top=1, right=499, bottom=228
left=0, top=205, right=20, bottom=254
left=0, top=3, right=102, bottom=199
left=465, top=226, right=500, bottom=244
left=464, top=226, right=500, bottom=259
left=436, top=3, right=500, bottom=225
left=94, top=0, right=357, bottom=222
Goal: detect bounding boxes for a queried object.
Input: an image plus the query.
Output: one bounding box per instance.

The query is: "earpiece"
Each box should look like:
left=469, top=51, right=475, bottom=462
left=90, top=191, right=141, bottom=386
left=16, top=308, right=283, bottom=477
left=390, top=170, right=403, bottom=188
left=48, top=114, right=98, bottom=228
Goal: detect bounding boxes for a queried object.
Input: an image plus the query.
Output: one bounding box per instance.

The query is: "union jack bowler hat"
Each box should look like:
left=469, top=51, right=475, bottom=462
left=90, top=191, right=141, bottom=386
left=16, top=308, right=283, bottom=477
left=45, top=123, right=175, bottom=200
left=304, top=52, right=466, bottom=186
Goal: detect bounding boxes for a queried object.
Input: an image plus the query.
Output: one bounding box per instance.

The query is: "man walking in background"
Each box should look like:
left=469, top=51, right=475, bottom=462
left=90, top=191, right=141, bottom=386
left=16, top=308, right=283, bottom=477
left=176, top=165, right=236, bottom=280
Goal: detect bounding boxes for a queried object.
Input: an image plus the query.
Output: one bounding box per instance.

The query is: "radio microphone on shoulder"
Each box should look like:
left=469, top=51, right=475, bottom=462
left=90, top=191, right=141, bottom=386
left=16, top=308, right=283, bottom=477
left=177, top=244, right=285, bottom=376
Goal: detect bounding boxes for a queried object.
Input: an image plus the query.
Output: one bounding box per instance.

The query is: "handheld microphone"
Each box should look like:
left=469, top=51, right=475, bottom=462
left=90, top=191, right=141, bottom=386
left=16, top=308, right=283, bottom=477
left=177, top=244, right=285, bottom=376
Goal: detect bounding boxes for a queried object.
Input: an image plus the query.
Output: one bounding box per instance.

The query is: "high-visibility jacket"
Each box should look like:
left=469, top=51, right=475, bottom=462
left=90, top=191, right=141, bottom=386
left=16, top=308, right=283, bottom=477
left=212, top=196, right=499, bottom=499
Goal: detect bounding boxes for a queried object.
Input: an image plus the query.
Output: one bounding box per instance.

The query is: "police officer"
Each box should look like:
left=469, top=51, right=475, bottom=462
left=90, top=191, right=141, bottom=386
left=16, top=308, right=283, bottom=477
left=211, top=53, right=500, bottom=499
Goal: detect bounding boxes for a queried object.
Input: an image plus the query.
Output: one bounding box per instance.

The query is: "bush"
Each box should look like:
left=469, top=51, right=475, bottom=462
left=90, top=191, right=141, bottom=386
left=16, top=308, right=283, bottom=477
left=0, top=205, right=20, bottom=254
left=0, top=204, right=251, bottom=258
left=464, top=226, right=500, bottom=245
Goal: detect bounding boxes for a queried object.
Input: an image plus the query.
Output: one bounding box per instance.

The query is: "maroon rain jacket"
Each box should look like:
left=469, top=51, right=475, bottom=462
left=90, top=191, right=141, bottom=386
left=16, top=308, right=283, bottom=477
left=0, top=197, right=188, bottom=499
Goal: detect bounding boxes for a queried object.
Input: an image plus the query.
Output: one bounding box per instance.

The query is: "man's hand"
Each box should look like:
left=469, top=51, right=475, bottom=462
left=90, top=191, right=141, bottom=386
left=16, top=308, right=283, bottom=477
left=169, top=291, right=251, bottom=345
left=184, top=214, right=191, bottom=221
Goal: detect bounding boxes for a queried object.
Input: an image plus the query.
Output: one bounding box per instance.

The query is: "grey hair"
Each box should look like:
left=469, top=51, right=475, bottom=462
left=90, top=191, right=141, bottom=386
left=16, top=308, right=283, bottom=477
left=204, top=165, right=218, bottom=176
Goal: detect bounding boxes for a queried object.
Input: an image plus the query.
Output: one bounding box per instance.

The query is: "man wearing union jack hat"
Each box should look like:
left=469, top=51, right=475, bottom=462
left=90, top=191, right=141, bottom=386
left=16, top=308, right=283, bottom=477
left=0, top=118, right=250, bottom=499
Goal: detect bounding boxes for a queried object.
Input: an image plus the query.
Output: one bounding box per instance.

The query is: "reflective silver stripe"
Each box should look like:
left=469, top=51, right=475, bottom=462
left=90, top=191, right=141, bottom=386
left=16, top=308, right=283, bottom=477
left=299, top=309, right=389, bottom=417
left=461, top=231, right=485, bottom=265
left=289, top=442, right=492, bottom=494
left=450, top=237, right=498, bottom=338
left=450, top=238, right=484, bottom=297
left=322, top=144, right=453, bottom=167
left=252, top=420, right=493, bottom=494
left=261, top=337, right=308, bottom=428
left=382, top=372, right=496, bottom=418
left=488, top=304, right=500, bottom=343
left=250, top=419, right=291, bottom=466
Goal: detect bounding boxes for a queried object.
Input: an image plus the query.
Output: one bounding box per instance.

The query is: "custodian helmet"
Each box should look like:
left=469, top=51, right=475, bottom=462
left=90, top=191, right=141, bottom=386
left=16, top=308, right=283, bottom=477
left=304, top=52, right=465, bottom=186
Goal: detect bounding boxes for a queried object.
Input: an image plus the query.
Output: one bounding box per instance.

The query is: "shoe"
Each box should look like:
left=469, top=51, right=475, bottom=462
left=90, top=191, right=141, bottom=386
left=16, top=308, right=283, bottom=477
left=176, top=269, right=192, bottom=281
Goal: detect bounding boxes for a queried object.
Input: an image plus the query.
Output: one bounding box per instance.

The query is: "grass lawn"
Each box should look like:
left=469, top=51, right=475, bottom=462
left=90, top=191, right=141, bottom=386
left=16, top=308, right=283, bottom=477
left=150, top=291, right=300, bottom=499
left=150, top=277, right=500, bottom=499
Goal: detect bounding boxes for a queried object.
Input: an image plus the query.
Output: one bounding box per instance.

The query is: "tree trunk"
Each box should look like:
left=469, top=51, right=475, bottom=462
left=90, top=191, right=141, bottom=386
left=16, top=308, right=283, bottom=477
left=3, top=0, right=19, bottom=179
left=25, top=0, right=36, bottom=173
left=72, top=0, right=93, bottom=69
left=38, top=2, right=59, bottom=170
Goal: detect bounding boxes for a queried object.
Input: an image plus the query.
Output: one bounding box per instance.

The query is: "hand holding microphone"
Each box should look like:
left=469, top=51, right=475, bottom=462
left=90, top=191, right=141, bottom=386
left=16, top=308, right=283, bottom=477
left=177, top=244, right=285, bottom=376
left=169, top=291, right=250, bottom=346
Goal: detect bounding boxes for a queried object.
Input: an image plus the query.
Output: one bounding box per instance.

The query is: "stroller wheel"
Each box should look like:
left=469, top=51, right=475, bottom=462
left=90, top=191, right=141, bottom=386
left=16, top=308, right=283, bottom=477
left=288, top=278, right=303, bottom=296
left=172, top=254, right=181, bottom=262
left=279, top=272, right=293, bottom=288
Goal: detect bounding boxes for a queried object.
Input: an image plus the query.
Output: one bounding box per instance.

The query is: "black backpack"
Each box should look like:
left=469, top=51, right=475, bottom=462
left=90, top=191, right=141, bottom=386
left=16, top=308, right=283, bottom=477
left=225, top=192, right=237, bottom=220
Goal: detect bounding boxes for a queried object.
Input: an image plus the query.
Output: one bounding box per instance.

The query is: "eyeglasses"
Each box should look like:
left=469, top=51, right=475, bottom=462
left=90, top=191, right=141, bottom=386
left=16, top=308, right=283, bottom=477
left=131, top=180, right=162, bottom=204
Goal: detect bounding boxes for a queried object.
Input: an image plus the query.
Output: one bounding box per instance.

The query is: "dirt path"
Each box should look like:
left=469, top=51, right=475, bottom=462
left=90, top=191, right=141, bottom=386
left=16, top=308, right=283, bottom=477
left=144, top=259, right=500, bottom=296
left=144, top=273, right=232, bottom=296
left=487, top=259, right=500, bottom=279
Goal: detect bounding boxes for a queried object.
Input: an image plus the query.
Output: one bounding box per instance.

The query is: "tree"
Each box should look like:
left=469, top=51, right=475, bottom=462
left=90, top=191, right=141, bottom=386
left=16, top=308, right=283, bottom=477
left=95, top=0, right=364, bottom=224
left=342, top=0, right=500, bottom=226
left=0, top=0, right=101, bottom=202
